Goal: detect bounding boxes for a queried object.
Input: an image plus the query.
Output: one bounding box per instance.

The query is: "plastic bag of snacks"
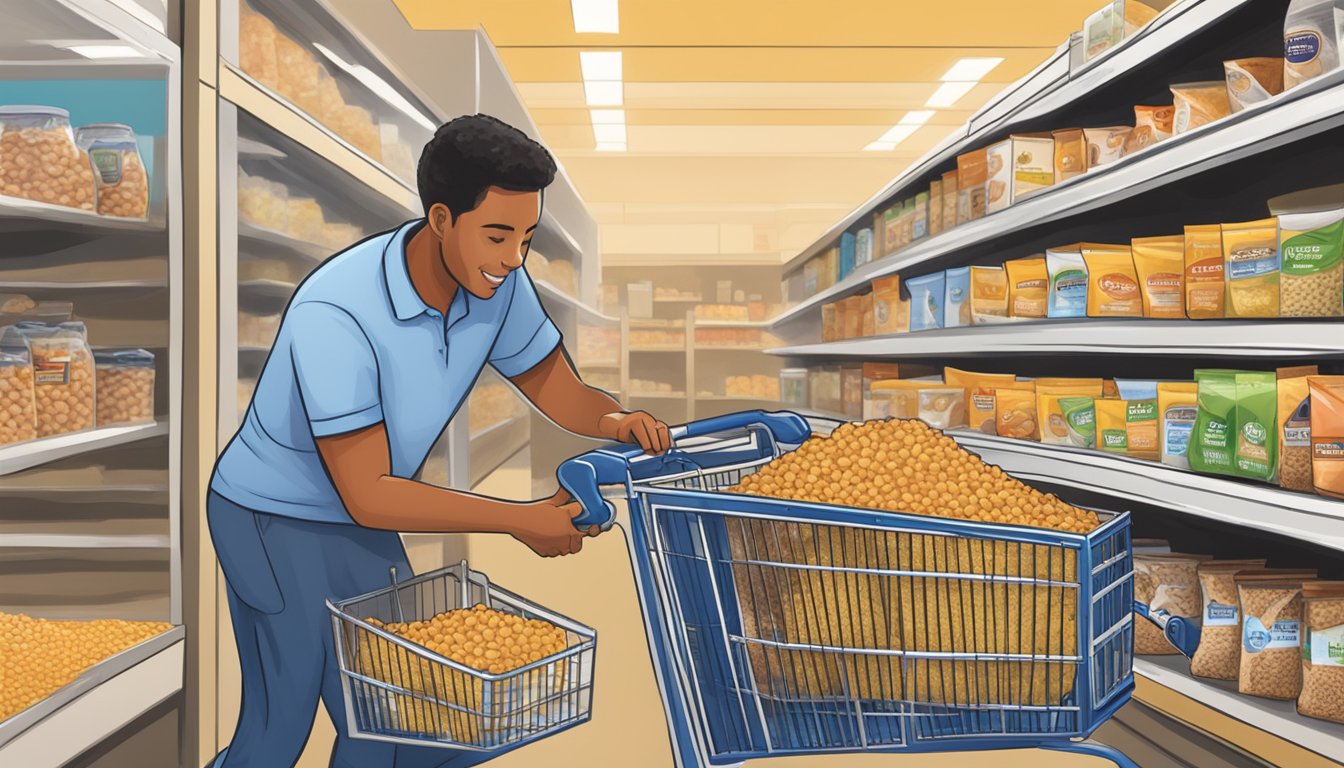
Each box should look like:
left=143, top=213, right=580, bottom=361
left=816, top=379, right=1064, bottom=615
left=1310, top=375, right=1344, bottom=499
left=0, top=106, right=95, bottom=210
left=1188, top=560, right=1271, bottom=680
left=1278, top=209, right=1344, bottom=318
left=0, top=326, right=37, bottom=446
left=1133, top=553, right=1210, bottom=655
left=16, top=321, right=95, bottom=437
left=94, top=349, right=155, bottom=427
left=1278, top=366, right=1319, bottom=493
left=75, top=123, right=149, bottom=219
left=1299, top=581, right=1344, bottom=724
left=1237, top=572, right=1315, bottom=700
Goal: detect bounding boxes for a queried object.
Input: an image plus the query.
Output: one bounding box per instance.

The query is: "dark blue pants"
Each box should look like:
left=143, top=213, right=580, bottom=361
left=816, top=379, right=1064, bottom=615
left=207, top=491, right=494, bottom=768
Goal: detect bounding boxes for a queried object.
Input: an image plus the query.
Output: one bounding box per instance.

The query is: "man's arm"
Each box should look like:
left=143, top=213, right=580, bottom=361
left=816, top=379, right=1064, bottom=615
left=314, top=422, right=592, bottom=556
left=509, top=346, right=673, bottom=454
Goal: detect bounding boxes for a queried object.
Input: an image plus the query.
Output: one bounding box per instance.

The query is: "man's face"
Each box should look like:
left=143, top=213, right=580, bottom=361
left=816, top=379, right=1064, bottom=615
left=435, top=187, right=541, bottom=299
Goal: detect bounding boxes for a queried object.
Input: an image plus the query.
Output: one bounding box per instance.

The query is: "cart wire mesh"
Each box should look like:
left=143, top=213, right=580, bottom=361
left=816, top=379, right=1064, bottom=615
left=328, top=562, right=597, bottom=752
left=622, top=422, right=1133, bottom=764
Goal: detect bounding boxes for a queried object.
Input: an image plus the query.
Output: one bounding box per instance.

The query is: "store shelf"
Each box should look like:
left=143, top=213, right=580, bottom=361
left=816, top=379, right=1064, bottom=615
left=0, top=279, right=166, bottom=291
left=0, top=194, right=157, bottom=235
left=778, top=0, right=1257, bottom=276
left=469, top=414, right=528, bottom=488
left=218, top=64, right=420, bottom=215
left=1134, top=655, right=1344, bottom=767
left=696, top=346, right=769, bottom=353
left=0, top=533, right=170, bottom=550
left=239, top=221, right=330, bottom=263
left=630, top=346, right=687, bottom=353
left=948, top=430, right=1344, bottom=552
left=0, top=467, right=167, bottom=501
left=653, top=296, right=703, bottom=304
left=237, top=136, right=287, bottom=160
left=693, top=319, right=773, bottom=328
left=0, top=627, right=184, bottom=763
left=772, top=68, right=1344, bottom=327
left=0, top=423, right=168, bottom=477
left=578, top=360, right=622, bottom=370
left=240, top=277, right=297, bottom=316
left=628, top=392, right=688, bottom=400
left=768, top=320, right=1344, bottom=359
left=535, top=280, right=617, bottom=325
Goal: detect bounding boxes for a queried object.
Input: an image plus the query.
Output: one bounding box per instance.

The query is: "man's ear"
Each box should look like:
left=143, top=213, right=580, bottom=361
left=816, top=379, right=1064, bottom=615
left=427, top=203, right=452, bottom=238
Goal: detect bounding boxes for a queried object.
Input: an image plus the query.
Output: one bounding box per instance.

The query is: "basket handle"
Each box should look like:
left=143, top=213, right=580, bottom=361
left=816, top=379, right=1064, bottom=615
left=1133, top=601, right=1201, bottom=658
left=558, top=410, right=812, bottom=530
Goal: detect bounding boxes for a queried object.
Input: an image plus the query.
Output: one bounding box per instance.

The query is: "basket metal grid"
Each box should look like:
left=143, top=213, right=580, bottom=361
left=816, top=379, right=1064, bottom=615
left=561, top=412, right=1136, bottom=768
left=327, top=561, right=596, bottom=752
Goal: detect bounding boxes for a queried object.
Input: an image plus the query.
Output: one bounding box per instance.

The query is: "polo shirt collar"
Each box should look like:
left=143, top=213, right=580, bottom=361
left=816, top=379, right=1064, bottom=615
left=384, top=220, right=431, bottom=321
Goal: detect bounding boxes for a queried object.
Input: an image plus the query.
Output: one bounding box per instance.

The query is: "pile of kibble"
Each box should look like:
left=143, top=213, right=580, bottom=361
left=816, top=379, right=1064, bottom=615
left=732, top=419, right=1100, bottom=533
left=0, top=612, right=172, bottom=720
left=367, top=604, right=568, bottom=676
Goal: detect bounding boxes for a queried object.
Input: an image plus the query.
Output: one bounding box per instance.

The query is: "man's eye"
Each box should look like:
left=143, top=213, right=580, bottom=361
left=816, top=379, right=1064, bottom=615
left=489, top=236, right=505, bottom=244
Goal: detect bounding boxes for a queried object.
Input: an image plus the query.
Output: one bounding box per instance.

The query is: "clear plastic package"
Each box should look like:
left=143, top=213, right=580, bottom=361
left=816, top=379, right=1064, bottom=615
left=273, top=34, right=322, bottom=115
left=0, top=326, right=37, bottom=446
left=286, top=197, right=325, bottom=242
left=0, top=106, right=95, bottom=210
left=94, top=348, right=155, bottom=427
left=238, top=170, right=289, bottom=232
left=76, top=123, right=149, bottom=218
left=17, top=320, right=96, bottom=437
left=239, top=1, right=280, bottom=87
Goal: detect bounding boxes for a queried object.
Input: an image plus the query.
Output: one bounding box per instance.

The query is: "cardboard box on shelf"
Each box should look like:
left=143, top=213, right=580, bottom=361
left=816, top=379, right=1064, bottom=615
left=1052, top=128, right=1087, bottom=182
left=986, top=134, right=1055, bottom=213
left=941, top=170, right=959, bottom=232
left=872, top=275, right=903, bottom=335
left=956, top=148, right=989, bottom=225
left=929, top=180, right=944, bottom=236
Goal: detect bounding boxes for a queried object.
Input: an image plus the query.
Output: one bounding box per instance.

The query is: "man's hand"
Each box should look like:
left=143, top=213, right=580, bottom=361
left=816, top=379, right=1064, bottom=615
left=510, top=488, right=594, bottom=558
left=603, top=411, right=673, bottom=455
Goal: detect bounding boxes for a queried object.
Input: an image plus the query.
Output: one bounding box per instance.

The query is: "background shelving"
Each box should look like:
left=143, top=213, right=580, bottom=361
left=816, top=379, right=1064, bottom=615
left=0, top=0, right=183, bottom=762
left=766, top=0, right=1344, bottom=757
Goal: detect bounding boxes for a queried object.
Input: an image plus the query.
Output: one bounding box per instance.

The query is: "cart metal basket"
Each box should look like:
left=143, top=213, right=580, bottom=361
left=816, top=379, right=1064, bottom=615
left=558, top=411, right=1139, bottom=768
left=327, top=560, right=597, bottom=753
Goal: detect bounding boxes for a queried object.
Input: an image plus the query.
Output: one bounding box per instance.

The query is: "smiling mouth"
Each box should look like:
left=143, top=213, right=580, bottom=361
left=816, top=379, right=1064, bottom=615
left=480, top=269, right=507, bottom=286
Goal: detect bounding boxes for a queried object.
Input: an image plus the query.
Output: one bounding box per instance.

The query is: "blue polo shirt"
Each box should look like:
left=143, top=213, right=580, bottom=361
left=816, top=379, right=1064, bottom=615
left=211, top=219, right=561, bottom=523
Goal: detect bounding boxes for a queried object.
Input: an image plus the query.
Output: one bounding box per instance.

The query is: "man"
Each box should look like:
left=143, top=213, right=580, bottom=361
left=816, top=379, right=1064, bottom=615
left=208, top=114, right=670, bottom=767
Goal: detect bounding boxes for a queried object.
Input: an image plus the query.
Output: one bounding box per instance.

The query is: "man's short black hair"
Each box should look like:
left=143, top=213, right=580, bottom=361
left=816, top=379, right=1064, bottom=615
left=417, top=114, right=558, bottom=220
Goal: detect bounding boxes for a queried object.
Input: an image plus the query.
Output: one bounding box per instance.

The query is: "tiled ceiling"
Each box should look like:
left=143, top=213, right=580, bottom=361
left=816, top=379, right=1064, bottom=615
left=393, top=0, right=1101, bottom=263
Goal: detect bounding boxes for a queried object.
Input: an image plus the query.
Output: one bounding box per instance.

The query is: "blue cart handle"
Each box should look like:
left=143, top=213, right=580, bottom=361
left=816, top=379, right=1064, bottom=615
left=1133, top=601, right=1201, bottom=658
left=557, top=410, right=812, bottom=531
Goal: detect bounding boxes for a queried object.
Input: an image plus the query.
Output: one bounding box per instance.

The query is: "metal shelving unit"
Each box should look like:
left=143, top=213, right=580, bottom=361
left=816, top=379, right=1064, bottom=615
left=0, top=0, right=183, bottom=762
left=770, top=320, right=1344, bottom=359
left=1134, top=656, right=1344, bottom=767
left=766, top=0, right=1344, bottom=760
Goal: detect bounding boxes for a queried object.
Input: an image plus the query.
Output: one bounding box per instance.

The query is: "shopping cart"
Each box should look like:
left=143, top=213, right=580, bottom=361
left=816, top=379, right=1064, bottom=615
left=558, top=410, right=1141, bottom=768
left=327, top=560, right=597, bottom=754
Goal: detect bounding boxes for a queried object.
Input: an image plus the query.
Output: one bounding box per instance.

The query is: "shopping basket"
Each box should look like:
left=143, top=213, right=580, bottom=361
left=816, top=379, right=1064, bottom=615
left=558, top=410, right=1141, bottom=768
left=327, top=560, right=597, bottom=753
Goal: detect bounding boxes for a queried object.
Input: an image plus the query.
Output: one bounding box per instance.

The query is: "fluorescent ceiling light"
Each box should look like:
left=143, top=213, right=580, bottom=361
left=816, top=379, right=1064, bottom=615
left=926, top=80, right=977, bottom=108
left=940, top=57, right=1004, bottom=82
left=593, top=123, right=627, bottom=143
left=580, top=51, right=622, bottom=81
left=65, top=44, right=142, bottom=59
left=571, top=0, right=619, bottom=33
left=877, top=124, right=920, bottom=145
left=314, top=44, right=437, bottom=131
left=584, top=80, right=624, bottom=106
left=595, top=142, right=627, bottom=152
left=864, top=141, right=896, bottom=152
left=899, top=110, right=936, bottom=126
left=589, top=109, right=625, bottom=125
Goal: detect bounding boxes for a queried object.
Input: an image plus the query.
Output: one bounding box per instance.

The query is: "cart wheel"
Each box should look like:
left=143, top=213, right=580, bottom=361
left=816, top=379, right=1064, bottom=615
left=1040, top=740, right=1139, bottom=768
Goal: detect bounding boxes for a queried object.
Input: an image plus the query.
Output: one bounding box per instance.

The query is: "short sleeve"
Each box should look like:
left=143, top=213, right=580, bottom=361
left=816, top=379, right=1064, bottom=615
left=489, top=269, right=562, bottom=378
left=287, top=302, right=384, bottom=437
